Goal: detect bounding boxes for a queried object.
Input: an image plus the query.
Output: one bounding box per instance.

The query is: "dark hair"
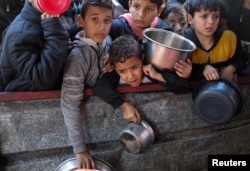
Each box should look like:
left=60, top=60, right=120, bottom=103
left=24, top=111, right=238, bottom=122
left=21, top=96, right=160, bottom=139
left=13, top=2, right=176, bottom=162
left=184, top=0, right=223, bottom=17
left=80, top=0, right=114, bottom=18
left=109, top=35, right=143, bottom=64
left=129, top=0, right=165, bottom=8
left=160, top=3, right=187, bottom=20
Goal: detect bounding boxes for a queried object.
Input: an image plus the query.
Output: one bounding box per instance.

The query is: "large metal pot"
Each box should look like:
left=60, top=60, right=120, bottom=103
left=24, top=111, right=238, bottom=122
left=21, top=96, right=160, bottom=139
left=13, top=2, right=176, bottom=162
left=119, top=120, right=155, bottom=154
left=142, top=28, right=196, bottom=71
left=55, top=157, right=114, bottom=171
left=192, top=78, right=243, bottom=125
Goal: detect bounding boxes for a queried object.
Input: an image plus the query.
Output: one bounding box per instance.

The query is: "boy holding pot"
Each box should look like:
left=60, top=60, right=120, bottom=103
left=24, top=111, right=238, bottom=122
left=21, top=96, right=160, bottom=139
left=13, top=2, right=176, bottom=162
left=93, top=35, right=191, bottom=123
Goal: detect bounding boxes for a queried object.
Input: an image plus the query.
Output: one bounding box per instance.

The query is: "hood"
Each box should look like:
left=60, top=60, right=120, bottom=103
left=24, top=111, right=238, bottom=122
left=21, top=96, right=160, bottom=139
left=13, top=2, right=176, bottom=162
left=183, top=26, right=223, bottom=52
left=75, top=30, right=108, bottom=50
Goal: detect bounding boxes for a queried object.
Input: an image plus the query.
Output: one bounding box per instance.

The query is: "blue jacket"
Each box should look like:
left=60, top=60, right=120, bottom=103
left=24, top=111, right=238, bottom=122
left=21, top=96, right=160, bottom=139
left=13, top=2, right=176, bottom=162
left=0, top=1, right=69, bottom=91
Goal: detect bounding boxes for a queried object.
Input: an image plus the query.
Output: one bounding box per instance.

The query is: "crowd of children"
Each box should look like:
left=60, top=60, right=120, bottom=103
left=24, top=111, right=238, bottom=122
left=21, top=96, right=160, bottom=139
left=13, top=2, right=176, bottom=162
left=0, top=0, right=249, bottom=169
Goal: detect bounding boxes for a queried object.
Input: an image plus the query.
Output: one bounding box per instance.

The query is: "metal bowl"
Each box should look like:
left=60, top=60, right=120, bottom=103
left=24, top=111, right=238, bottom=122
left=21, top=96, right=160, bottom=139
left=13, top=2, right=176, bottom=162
left=142, top=28, right=196, bottom=71
left=192, top=78, right=243, bottom=125
left=55, top=157, right=114, bottom=171
left=119, top=120, right=155, bottom=154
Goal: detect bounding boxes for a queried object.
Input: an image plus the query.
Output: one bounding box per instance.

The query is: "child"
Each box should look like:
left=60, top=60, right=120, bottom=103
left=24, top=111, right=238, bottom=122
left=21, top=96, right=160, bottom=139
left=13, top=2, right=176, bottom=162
left=109, top=0, right=173, bottom=41
left=93, top=35, right=191, bottom=123
left=183, top=0, right=247, bottom=82
left=0, top=0, right=69, bottom=91
left=160, top=3, right=188, bottom=34
left=61, top=0, right=114, bottom=169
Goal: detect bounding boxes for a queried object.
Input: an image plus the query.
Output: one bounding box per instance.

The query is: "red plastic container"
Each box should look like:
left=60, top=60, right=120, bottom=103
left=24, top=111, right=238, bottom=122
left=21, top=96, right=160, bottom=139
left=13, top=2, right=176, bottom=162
left=37, top=0, right=70, bottom=14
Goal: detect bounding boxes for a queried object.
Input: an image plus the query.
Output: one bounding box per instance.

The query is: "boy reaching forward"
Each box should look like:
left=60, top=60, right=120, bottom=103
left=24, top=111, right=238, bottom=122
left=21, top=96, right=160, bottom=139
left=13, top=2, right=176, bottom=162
left=61, top=0, right=114, bottom=169
left=93, top=35, right=191, bottom=123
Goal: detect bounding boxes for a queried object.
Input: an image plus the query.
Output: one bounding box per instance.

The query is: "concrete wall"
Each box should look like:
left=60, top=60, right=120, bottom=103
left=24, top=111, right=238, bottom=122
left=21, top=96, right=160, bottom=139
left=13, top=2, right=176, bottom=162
left=1, top=85, right=250, bottom=171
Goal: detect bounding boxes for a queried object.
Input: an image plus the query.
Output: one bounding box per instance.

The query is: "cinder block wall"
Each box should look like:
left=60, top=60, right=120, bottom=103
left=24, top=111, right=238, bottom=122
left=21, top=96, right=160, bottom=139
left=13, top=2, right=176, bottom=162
left=1, top=85, right=250, bottom=171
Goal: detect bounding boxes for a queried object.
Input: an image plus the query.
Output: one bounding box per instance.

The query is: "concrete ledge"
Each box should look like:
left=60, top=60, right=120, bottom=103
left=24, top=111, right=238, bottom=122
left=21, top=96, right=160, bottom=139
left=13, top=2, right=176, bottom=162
left=1, top=76, right=250, bottom=102
left=1, top=82, right=250, bottom=170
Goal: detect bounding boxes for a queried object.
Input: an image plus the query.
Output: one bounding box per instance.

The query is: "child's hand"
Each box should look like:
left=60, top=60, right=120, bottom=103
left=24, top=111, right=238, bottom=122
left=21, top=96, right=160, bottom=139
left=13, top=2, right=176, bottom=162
left=203, top=65, right=219, bottom=81
left=102, top=55, right=114, bottom=73
left=41, top=12, right=59, bottom=19
left=220, top=65, right=237, bottom=82
left=174, top=59, right=192, bottom=79
left=76, top=151, right=95, bottom=169
left=68, top=38, right=73, bottom=51
left=143, top=64, right=165, bottom=82
left=120, top=102, right=141, bottom=123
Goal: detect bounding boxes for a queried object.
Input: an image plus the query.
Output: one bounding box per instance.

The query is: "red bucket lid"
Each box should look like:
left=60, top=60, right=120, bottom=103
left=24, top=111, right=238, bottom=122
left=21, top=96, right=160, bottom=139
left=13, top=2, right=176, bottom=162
left=37, top=0, right=70, bottom=14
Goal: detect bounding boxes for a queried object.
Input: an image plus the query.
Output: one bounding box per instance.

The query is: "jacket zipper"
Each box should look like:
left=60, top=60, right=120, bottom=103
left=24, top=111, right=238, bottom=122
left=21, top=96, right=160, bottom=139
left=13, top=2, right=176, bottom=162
left=206, top=51, right=210, bottom=64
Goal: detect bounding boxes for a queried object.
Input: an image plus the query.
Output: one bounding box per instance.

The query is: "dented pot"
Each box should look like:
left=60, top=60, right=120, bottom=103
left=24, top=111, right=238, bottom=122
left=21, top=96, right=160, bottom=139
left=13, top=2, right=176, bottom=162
left=119, top=120, right=155, bottom=154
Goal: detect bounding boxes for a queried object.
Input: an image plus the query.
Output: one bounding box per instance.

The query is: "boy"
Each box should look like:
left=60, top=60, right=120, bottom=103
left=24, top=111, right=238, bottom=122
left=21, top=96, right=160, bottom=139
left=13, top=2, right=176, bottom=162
left=93, top=35, right=191, bottom=123
left=160, top=3, right=188, bottom=35
left=0, top=0, right=69, bottom=91
left=109, top=0, right=192, bottom=80
left=61, top=0, right=114, bottom=169
left=109, top=0, right=173, bottom=40
left=183, top=0, right=247, bottom=82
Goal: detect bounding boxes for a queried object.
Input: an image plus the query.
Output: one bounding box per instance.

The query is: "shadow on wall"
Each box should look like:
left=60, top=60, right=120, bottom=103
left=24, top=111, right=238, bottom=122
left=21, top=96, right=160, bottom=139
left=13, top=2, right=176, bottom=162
left=0, top=139, right=8, bottom=171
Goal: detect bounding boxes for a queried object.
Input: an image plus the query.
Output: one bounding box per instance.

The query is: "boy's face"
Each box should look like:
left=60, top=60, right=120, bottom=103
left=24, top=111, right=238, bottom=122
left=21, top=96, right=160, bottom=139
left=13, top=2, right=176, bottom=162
left=188, top=8, right=220, bottom=38
left=78, top=6, right=113, bottom=43
left=114, top=56, right=144, bottom=87
left=163, top=12, right=188, bottom=35
left=129, top=0, right=163, bottom=29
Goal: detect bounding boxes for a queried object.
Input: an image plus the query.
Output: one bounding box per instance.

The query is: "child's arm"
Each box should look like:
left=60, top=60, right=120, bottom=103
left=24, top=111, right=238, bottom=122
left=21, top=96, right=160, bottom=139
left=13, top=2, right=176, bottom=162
left=143, top=64, right=166, bottom=82
left=120, top=102, right=141, bottom=123
left=143, top=64, right=190, bottom=93
left=93, top=71, right=141, bottom=122
left=93, top=71, right=124, bottom=109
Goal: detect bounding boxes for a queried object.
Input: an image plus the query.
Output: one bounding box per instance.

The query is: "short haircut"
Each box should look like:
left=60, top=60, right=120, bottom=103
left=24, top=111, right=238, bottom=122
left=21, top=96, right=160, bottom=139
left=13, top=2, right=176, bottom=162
left=184, top=0, right=223, bottom=17
left=160, top=3, right=187, bottom=20
left=80, top=0, right=114, bottom=18
left=109, top=35, right=143, bottom=65
left=129, top=0, right=165, bottom=9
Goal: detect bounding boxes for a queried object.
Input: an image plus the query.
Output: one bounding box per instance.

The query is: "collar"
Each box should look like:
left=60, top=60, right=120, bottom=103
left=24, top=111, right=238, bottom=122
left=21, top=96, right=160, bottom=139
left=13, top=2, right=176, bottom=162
left=75, top=30, right=107, bottom=50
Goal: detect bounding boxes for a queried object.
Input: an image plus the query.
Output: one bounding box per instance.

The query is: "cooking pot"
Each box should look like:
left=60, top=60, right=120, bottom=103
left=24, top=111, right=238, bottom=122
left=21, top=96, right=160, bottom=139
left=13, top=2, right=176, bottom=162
left=38, top=0, right=70, bottom=14
left=192, top=78, right=243, bottom=125
left=55, top=157, right=113, bottom=171
left=142, top=28, right=196, bottom=71
left=119, top=120, right=155, bottom=154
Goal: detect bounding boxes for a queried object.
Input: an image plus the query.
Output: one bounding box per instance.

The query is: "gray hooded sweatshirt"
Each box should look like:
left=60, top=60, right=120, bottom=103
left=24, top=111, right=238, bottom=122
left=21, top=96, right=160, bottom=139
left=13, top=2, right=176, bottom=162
left=61, top=30, right=112, bottom=153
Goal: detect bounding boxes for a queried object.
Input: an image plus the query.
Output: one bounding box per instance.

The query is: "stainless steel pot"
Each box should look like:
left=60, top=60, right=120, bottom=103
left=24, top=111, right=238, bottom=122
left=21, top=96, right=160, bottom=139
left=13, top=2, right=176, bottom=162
left=55, top=157, right=114, bottom=171
left=192, top=78, right=243, bottom=125
left=119, top=120, right=155, bottom=154
left=142, top=28, right=196, bottom=71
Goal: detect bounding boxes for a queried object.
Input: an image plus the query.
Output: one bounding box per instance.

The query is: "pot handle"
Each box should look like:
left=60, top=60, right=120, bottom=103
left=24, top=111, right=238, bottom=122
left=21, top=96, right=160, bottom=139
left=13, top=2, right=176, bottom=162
left=138, top=37, right=147, bottom=55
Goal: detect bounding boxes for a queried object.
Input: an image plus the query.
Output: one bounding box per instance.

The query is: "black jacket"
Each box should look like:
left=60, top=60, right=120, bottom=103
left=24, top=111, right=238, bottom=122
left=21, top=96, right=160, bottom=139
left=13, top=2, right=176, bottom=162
left=183, top=27, right=247, bottom=81
left=0, top=1, right=69, bottom=91
left=93, top=70, right=190, bottom=109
